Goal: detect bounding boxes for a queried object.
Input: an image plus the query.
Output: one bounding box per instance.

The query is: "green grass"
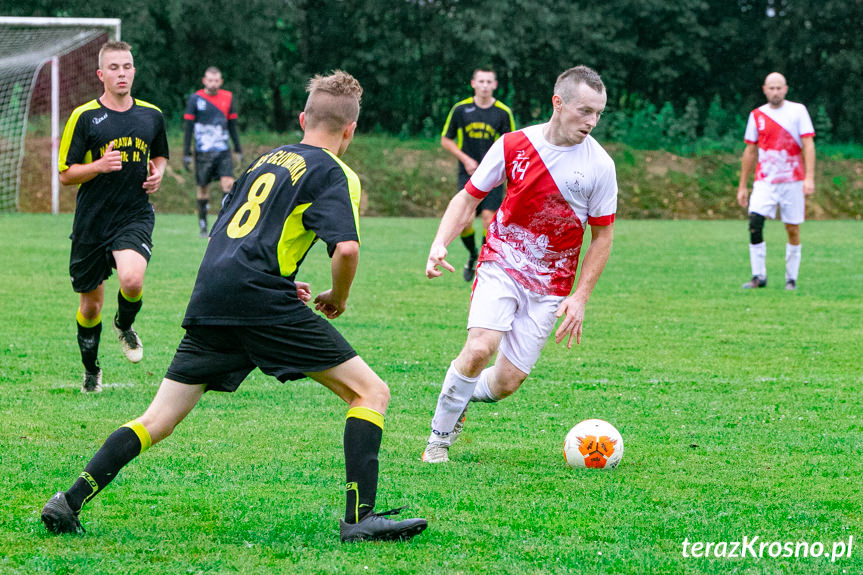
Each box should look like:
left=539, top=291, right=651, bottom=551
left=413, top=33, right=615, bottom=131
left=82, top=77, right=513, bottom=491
left=0, top=214, right=861, bottom=574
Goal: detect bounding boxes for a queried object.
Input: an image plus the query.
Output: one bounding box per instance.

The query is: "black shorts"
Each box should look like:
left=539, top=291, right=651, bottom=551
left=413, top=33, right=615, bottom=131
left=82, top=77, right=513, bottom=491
left=458, top=173, right=504, bottom=216
left=166, top=309, right=358, bottom=392
left=195, top=150, right=234, bottom=187
left=69, top=212, right=154, bottom=293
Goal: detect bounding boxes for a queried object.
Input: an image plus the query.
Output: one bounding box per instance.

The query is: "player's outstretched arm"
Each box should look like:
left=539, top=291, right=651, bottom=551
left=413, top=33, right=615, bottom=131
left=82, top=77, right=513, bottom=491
left=426, top=189, right=481, bottom=279
left=555, top=223, right=614, bottom=348
left=314, top=240, right=359, bottom=319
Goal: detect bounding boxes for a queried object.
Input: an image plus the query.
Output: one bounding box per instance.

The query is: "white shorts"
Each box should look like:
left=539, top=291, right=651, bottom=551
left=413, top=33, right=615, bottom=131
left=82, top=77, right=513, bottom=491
left=749, top=180, right=805, bottom=225
left=467, top=261, right=565, bottom=374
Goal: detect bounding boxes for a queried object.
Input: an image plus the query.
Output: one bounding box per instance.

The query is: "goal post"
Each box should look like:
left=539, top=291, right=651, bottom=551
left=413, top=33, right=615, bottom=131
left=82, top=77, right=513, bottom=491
left=0, top=17, right=120, bottom=213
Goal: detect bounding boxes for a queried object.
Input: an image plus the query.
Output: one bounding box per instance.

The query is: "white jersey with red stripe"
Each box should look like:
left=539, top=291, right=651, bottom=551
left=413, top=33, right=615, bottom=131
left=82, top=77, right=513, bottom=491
left=465, top=123, right=617, bottom=296
left=744, top=101, right=814, bottom=184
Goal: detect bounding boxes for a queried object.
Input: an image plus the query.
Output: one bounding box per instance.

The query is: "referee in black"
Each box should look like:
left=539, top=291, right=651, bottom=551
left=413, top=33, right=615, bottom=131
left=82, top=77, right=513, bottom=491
left=58, top=41, right=168, bottom=393
left=42, top=70, right=427, bottom=543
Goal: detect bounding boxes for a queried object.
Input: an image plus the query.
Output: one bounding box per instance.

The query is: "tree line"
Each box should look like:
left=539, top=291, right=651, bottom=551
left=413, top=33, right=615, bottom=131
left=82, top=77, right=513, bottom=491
left=6, top=0, right=861, bottom=143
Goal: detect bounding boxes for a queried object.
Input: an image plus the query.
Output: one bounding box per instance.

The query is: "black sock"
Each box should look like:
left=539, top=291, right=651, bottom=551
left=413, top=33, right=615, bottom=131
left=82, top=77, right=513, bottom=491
left=197, top=199, right=209, bottom=228
left=344, top=410, right=383, bottom=523
left=115, top=290, right=142, bottom=331
left=65, top=422, right=151, bottom=512
left=77, top=320, right=101, bottom=373
left=461, top=233, right=477, bottom=260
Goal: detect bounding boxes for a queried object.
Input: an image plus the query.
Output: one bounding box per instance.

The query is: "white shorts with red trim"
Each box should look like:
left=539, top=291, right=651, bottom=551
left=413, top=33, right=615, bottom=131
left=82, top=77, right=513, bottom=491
left=467, top=261, right=564, bottom=374
left=749, top=180, right=805, bottom=225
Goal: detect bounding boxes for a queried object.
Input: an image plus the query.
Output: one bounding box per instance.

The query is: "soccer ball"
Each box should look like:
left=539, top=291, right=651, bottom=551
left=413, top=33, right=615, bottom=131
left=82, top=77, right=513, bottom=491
left=563, top=419, right=624, bottom=469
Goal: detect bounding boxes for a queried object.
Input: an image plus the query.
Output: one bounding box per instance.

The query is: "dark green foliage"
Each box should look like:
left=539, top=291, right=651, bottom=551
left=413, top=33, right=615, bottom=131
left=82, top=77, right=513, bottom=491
left=1, top=0, right=859, bottom=142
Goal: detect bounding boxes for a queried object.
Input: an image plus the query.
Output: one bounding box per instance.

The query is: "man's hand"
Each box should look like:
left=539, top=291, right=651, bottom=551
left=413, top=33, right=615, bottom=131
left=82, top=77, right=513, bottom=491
left=314, top=289, right=346, bottom=319
left=142, top=160, right=163, bottom=194
left=736, top=186, right=749, bottom=208
left=183, top=155, right=193, bottom=172
left=426, top=244, right=455, bottom=279
left=296, top=281, right=312, bottom=303
left=98, top=142, right=123, bottom=173
left=803, top=177, right=815, bottom=196
left=463, top=157, right=479, bottom=176
left=554, top=296, right=586, bottom=349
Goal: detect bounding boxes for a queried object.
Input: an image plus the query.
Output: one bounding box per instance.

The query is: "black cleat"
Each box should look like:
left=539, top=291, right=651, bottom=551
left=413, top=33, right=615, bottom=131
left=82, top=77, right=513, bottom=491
left=742, top=275, right=767, bottom=289
left=81, top=369, right=103, bottom=393
left=339, top=506, right=427, bottom=543
left=41, top=492, right=84, bottom=534
left=463, top=257, right=477, bottom=282
left=785, top=279, right=797, bottom=291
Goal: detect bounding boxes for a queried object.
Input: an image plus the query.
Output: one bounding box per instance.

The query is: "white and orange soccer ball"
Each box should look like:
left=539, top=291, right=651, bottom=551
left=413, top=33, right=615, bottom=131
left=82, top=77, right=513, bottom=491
left=563, top=419, right=624, bottom=469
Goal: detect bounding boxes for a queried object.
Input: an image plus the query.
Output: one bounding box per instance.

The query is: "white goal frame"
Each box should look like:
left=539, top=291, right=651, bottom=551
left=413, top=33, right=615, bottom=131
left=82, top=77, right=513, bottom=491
left=0, top=17, right=120, bottom=213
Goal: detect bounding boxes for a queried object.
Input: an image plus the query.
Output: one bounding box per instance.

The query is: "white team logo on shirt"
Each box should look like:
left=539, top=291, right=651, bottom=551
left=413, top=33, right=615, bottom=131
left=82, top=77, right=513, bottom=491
left=565, top=170, right=587, bottom=197
left=197, top=98, right=207, bottom=111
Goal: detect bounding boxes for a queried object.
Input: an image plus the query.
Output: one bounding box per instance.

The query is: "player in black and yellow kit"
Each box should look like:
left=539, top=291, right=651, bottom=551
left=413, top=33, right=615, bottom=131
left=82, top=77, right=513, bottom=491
left=58, top=41, right=169, bottom=393
left=441, top=68, right=515, bottom=281
left=41, top=70, right=427, bottom=543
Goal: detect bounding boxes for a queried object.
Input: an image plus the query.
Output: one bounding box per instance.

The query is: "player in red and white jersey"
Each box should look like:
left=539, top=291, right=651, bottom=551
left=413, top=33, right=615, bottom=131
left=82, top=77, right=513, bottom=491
left=737, top=72, right=815, bottom=291
left=421, top=66, right=618, bottom=463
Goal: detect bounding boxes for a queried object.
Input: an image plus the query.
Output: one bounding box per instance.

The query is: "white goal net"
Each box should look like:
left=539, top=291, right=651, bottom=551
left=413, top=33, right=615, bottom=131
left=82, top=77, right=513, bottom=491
left=0, top=17, right=120, bottom=213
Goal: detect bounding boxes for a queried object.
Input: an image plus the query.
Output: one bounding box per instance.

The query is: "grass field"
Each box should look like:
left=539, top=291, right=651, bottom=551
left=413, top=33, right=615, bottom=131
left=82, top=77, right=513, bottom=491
left=1, top=214, right=861, bottom=574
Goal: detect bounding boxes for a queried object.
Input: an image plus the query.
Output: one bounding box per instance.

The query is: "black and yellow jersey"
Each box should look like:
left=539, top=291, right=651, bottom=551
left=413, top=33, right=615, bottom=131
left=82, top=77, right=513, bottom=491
left=58, top=98, right=169, bottom=243
left=441, top=97, right=515, bottom=178
left=183, top=143, right=361, bottom=326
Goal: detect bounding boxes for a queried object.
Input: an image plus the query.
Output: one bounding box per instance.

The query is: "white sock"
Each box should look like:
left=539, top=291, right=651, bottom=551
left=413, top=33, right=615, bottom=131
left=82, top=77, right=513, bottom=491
left=786, top=243, right=801, bottom=282
left=471, top=368, right=500, bottom=403
left=749, top=242, right=766, bottom=278
left=428, top=362, right=477, bottom=445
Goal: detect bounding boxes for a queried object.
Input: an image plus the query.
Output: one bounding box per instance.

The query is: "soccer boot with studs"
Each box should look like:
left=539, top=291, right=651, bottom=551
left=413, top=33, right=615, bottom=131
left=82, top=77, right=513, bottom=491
left=340, top=506, right=427, bottom=543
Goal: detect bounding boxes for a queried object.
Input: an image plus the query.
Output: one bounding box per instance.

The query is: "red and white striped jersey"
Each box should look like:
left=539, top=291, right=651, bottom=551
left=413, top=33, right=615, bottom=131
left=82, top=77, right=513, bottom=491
left=744, top=101, right=814, bottom=184
left=465, top=123, right=617, bottom=296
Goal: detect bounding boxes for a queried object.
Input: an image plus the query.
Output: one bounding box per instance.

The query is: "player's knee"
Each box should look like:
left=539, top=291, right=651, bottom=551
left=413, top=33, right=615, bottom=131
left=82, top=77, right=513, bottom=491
left=461, top=341, right=496, bottom=372
left=785, top=223, right=800, bottom=244
left=79, top=295, right=103, bottom=319
left=117, top=271, right=144, bottom=295
left=373, top=379, right=391, bottom=407
left=748, top=213, right=765, bottom=244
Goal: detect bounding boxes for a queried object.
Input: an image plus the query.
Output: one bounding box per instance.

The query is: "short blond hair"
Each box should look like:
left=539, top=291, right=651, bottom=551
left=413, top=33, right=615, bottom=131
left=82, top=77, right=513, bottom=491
left=303, top=70, right=363, bottom=132
left=98, top=41, right=133, bottom=69
left=554, top=65, right=605, bottom=103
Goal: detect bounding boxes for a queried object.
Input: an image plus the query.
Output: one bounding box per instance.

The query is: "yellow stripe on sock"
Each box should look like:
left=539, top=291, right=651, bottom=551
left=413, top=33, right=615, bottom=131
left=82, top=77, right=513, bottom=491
left=122, top=420, right=152, bottom=452
left=460, top=226, right=475, bottom=237
left=346, top=406, right=384, bottom=430
left=76, top=309, right=102, bottom=328
left=120, top=288, right=143, bottom=303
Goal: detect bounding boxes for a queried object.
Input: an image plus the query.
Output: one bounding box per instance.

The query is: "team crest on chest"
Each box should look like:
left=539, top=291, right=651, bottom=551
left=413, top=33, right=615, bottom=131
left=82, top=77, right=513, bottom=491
left=565, top=169, right=587, bottom=197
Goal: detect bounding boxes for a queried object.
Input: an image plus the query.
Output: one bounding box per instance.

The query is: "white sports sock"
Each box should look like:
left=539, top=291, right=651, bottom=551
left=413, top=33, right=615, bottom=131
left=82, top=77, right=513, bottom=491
left=786, top=243, right=801, bottom=282
left=749, top=242, right=767, bottom=278
left=470, top=368, right=500, bottom=403
left=428, top=362, right=477, bottom=445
